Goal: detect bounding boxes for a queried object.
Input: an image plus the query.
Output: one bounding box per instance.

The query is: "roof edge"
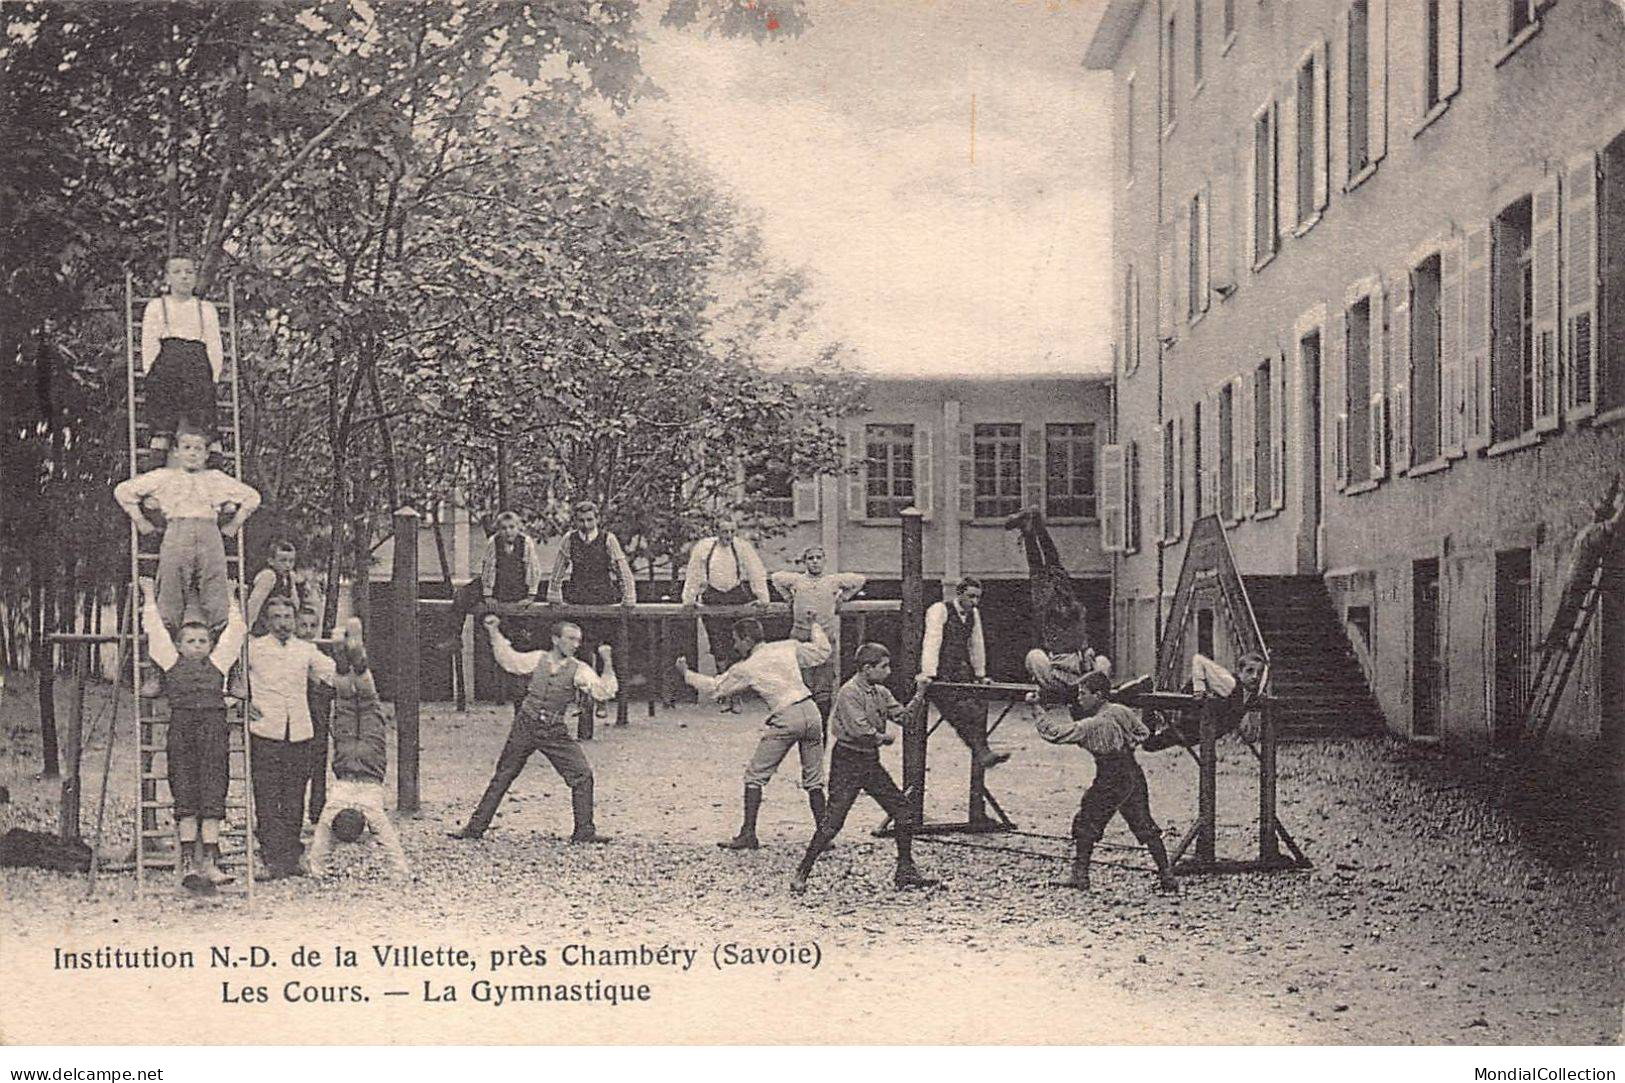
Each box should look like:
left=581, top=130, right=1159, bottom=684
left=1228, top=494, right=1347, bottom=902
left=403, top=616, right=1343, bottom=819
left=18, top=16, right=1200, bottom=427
left=1082, top=0, right=1145, bottom=70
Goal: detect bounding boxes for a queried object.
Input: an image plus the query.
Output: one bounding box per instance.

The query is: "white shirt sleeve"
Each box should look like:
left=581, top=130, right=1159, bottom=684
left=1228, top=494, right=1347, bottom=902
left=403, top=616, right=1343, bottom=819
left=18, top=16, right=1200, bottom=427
left=113, top=468, right=164, bottom=516
left=605, top=532, right=637, bottom=605
left=740, top=539, right=770, bottom=602
left=523, top=536, right=543, bottom=597
left=1190, top=653, right=1237, bottom=696
left=210, top=600, right=247, bottom=673
left=684, top=657, right=753, bottom=702
left=489, top=625, right=544, bottom=676
left=143, top=598, right=178, bottom=670
left=307, top=641, right=338, bottom=687
left=970, top=609, right=987, bottom=677
left=918, top=602, right=947, bottom=679
left=201, top=300, right=224, bottom=379
left=141, top=299, right=164, bottom=373
left=680, top=541, right=710, bottom=605
left=793, top=622, right=832, bottom=668
left=831, top=572, right=867, bottom=599
left=209, top=470, right=260, bottom=514
left=768, top=570, right=801, bottom=601
left=572, top=658, right=619, bottom=701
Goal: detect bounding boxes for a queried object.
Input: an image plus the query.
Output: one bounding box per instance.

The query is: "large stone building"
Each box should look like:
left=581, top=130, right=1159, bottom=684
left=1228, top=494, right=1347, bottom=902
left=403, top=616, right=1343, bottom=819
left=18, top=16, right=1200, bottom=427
left=1085, top=0, right=1624, bottom=754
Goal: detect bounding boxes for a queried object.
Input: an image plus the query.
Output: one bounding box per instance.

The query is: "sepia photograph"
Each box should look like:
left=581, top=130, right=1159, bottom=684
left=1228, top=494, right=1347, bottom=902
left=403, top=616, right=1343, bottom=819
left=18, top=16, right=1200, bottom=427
left=1, top=0, right=1622, bottom=1069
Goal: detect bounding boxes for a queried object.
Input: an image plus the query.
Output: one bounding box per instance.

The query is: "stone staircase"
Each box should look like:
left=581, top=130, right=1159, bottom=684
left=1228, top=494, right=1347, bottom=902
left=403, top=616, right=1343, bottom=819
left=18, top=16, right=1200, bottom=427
left=1242, top=574, right=1386, bottom=741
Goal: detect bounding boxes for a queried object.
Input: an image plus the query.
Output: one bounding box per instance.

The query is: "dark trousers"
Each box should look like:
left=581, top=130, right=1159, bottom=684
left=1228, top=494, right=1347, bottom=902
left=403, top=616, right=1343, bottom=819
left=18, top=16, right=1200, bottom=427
left=251, top=736, right=311, bottom=871
left=1024, top=527, right=1087, bottom=655
left=145, top=339, right=218, bottom=441
left=305, top=695, right=331, bottom=823
left=799, top=744, right=915, bottom=872
left=700, top=584, right=753, bottom=670
left=1071, top=753, right=1162, bottom=848
left=168, top=706, right=229, bottom=820
left=936, top=687, right=991, bottom=755
left=463, top=711, right=594, bottom=836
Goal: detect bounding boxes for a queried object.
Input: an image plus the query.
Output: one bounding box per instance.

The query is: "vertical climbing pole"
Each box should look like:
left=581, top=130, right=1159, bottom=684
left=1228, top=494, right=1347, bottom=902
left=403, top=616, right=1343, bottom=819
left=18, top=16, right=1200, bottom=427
left=898, top=508, right=925, bottom=830
left=393, top=506, right=421, bottom=814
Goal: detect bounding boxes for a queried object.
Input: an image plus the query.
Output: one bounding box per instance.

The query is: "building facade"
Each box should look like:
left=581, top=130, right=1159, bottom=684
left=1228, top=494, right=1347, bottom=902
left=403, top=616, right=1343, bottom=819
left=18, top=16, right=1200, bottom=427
left=377, top=373, right=1113, bottom=694
left=1086, top=0, right=1625, bottom=754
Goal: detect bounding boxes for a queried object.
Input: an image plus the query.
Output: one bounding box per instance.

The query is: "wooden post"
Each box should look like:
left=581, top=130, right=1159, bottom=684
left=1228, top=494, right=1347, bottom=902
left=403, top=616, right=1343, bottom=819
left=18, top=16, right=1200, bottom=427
left=496, top=445, right=511, bottom=512
left=615, top=607, right=631, bottom=727
left=1198, top=696, right=1218, bottom=866
left=1259, top=699, right=1280, bottom=862
left=898, top=509, right=925, bottom=827
left=393, top=507, right=422, bottom=814
left=60, top=644, right=85, bottom=841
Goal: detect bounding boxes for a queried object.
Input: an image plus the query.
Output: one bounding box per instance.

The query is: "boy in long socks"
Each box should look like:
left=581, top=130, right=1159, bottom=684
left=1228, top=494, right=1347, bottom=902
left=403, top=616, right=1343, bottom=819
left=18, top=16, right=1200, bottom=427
left=676, top=619, right=832, bottom=850
left=1033, top=671, right=1177, bottom=893
left=449, top=616, right=615, bottom=843
left=791, top=642, right=937, bottom=894
left=138, top=576, right=245, bottom=892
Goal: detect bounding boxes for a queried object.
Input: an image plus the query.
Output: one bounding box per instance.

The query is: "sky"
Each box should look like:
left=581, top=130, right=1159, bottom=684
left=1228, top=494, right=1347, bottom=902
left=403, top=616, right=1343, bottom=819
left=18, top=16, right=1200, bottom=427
left=633, top=0, right=1115, bottom=378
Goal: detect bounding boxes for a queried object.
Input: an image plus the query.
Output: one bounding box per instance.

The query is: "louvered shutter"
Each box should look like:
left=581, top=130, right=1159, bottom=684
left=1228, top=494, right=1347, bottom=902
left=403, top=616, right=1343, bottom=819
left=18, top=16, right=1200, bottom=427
left=1313, top=39, right=1329, bottom=213
left=1330, top=312, right=1348, bottom=490
left=1438, top=0, right=1461, bottom=101
left=1199, top=182, right=1213, bottom=312
left=1022, top=423, right=1044, bottom=514
left=846, top=428, right=865, bottom=519
left=1279, top=80, right=1298, bottom=239
left=1272, top=353, right=1287, bottom=510
left=1369, top=0, right=1388, bottom=163
left=1532, top=175, right=1560, bottom=432
left=1100, top=444, right=1125, bottom=552
left=1440, top=235, right=1465, bottom=457
left=1239, top=375, right=1256, bottom=516
left=1390, top=268, right=1412, bottom=473
left=1149, top=429, right=1165, bottom=545
left=1464, top=224, right=1492, bottom=449
left=1242, top=121, right=1257, bottom=269
left=1370, top=282, right=1389, bottom=480
left=914, top=425, right=934, bottom=518
left=1563, top=151, right=1600, bottom=420
left=792, top=478, right=820, bottom=521
left=957, top=423, right=975, bottom=521
left=1332, top=12, right=1348, bottom=187
left=1173, top=415, right=1186, bottom=539
left=1177, top=208, right=1193, bottom=322
left=1204, top=388, right=1221, bottom=513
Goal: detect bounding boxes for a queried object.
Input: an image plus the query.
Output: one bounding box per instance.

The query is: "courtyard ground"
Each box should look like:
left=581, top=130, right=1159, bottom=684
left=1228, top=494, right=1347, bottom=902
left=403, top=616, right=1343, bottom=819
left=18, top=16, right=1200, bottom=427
left=1, top=674, right=1621, bottom=1045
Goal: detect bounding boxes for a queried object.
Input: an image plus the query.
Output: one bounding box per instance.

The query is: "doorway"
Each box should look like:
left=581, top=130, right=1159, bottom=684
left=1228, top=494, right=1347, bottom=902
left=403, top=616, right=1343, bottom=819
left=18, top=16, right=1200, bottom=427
left=1494, top=549, right=1534, bottom=748
left=1412, top=559, right=1441, bottom=738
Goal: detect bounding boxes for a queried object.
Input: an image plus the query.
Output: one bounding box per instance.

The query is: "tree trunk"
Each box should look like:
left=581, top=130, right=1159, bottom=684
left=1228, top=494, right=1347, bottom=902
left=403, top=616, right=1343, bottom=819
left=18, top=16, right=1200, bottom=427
left=34, top=562, right=60, bottom=779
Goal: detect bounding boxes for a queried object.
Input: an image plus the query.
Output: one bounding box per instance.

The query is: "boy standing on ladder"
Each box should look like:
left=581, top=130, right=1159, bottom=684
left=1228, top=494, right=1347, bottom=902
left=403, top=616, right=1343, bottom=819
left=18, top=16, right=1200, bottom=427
left=1032, top=670, right=1177, bottom=894
left=114, top=427, right=260, bottom=636
left=140, top=254, right=224, bottom=453
left=137, top=576, right=246, bottom=894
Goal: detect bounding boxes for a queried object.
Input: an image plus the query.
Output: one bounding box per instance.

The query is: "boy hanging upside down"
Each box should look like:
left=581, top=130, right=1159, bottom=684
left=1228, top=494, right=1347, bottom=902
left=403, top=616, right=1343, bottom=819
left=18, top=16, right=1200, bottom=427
left=1005, top=505, right=1112, bottom=697
left=1033, top=670, right=1177, bottom=894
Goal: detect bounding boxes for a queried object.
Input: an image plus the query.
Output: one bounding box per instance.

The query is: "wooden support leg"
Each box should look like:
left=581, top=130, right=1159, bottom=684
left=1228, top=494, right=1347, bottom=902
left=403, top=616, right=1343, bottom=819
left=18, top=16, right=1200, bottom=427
left=1198, top=698, right=1217, bottom=866
left=1259, top=702, right=1280, bottom=862
left=615, top=609, right=630, bottom=727
left=61, top=646, right=85, bottom=842
left=902, top=686, right=927, bottom=831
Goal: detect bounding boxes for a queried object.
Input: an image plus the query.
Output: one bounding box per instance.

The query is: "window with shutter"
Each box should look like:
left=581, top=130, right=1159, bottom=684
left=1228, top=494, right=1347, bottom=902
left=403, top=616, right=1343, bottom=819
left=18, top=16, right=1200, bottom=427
left=1126, top=439, right=1143, bottom=554
left=1490, top=196, right=1535, bottom=440
left=1313, top=39, right=1329, bottom=213
left=1121, top=265, right=1140, bottom=376
left=1345, top=292, right=1374, bottom=485
left=1440, top=236, right=1465, bottom=457
left=1255, top=359, right=1274, bottom=508
left=863, top=423, right=915, bottom=519
left=1150, top=429, right=1166, bottom=545
left=1045, top=423, right=1098, bottom=520
left=1563, top=152, right=1599, bottom=421
left=1206, top=388, right=1223, bottom=514
left=1464, top=223, right=1492, bottom=449
left=1241, top=121, right=1258, bottom=271
left=1191, top=402, right=1205, bottom=520
left=1200, top=180, right=1214, bottom=308
left=1532, top=176, right=1560, bottom=432
left=1273, top=352, right=1288, bottom=510
left=1178, top=204, right=1194, bottom=323
left=1100, top=443, right=1125, bottom=552
left=971, top=423, right=1021, bottom=519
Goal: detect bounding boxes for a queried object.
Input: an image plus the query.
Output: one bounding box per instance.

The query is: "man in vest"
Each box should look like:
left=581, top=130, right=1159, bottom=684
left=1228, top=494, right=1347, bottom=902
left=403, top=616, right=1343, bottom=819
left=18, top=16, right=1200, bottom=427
left=547, top=500, right=637, bottom=717
left=448, top=615, right=617, bottom=844
left=917, top=577, right=1009, bottom=771
left=681, top=515, right=770, bottom=712
left=432, top=510, right=543, bottom=654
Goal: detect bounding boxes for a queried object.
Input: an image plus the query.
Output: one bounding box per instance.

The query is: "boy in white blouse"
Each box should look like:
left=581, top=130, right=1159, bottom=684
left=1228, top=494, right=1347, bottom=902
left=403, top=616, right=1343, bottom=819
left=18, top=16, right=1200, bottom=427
left=141, top=255, right=225, bottom=452
left=114, top=427, right=260, bottom=634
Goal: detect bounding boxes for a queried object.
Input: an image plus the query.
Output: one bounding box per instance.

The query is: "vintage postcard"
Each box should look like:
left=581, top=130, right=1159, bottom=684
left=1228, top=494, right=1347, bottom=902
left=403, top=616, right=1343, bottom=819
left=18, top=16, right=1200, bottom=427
left=2, top=0, right=1622, bottom=1062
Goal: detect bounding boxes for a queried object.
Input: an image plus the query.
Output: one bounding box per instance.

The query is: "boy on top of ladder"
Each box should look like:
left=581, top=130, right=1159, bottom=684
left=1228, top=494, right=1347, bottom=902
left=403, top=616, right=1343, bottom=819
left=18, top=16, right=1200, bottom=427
left=138, top=575, right=246, bottom=894
left=114, top=426, right=260, bottom=637
left=141, top=254, right=225, bottom=453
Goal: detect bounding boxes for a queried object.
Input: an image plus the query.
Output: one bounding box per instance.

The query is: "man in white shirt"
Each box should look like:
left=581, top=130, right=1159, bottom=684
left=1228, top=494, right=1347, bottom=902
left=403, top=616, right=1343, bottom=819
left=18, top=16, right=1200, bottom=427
left=247, top=594, right=338, bottom=878
left=917, top=577, right=1009, bottom=771
left=681, top=516, right=770, bottom=710
left=769, top=545, right=865, bottom=732
left=677, top=620, right=832, bottom=850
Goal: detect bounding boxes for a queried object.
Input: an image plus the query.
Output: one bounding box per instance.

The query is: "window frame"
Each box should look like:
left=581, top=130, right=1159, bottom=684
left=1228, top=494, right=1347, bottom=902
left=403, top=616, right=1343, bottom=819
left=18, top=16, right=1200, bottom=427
left=1044, top=422, right=1099, bottom=523
left=862, top=422, right=917, bottom=521
left=970, top=422, right=1024, bottom=522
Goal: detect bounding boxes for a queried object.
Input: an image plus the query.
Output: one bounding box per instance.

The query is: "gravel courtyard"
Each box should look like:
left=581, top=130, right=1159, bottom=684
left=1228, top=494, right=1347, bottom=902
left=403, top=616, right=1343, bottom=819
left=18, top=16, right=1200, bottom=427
left=2, top=677, right=1621, bottom=1045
